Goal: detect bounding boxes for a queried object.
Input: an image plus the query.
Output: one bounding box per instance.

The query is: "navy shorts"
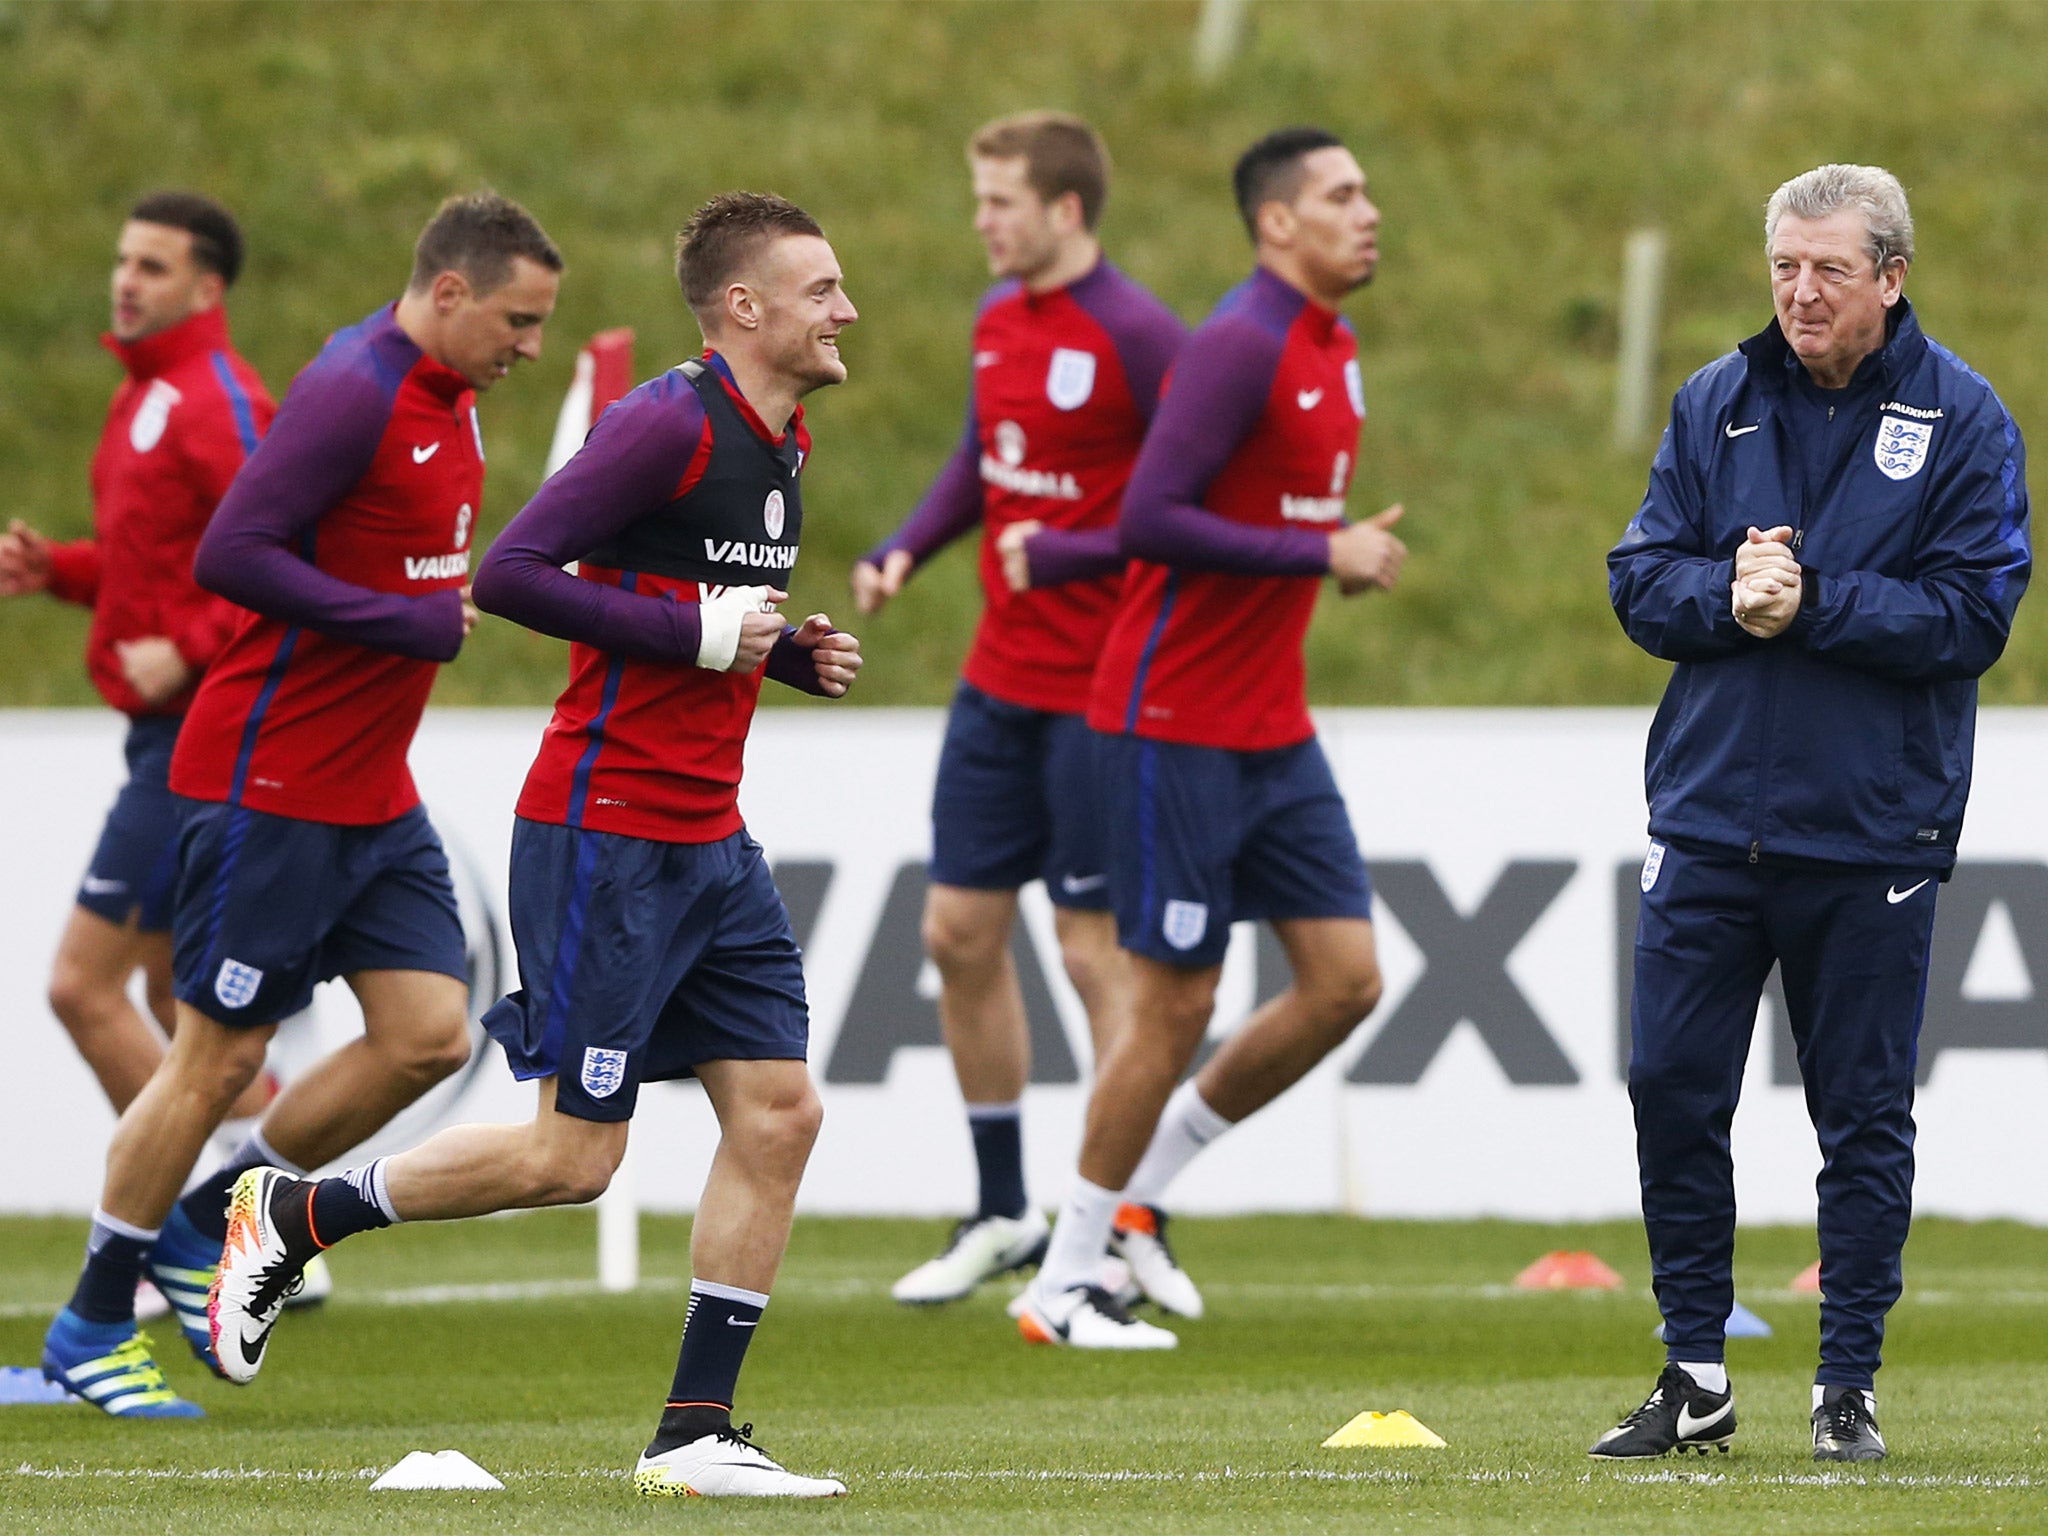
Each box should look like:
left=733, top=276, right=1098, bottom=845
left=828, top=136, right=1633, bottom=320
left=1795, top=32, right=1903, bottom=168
left=930, top=681, right=1110, bottom=909
left=172, top=799, right=467, bottom=1027
left=1099, top=731, right=1373, bottom=968
left=481, top=819, right=810, bottom=1123
left=76, top=715, right=185, bottom=932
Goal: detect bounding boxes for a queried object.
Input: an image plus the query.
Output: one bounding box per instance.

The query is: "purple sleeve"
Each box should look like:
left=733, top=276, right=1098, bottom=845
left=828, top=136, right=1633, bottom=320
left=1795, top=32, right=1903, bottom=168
left=193, top=364, right=466, bottom=660
left=471, top=386, right=706, bottom=663
left=1024, top=527, right=1124, bottom=587
left=865, top=397, right=984, bottom=569
left=1117, top=318, right=1332, bottom=577
left=765, top=626, right=833, bottom=696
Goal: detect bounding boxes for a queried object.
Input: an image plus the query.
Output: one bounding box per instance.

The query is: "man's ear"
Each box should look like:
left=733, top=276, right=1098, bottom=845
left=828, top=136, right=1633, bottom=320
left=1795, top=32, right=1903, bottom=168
left=1255, top=200, right=1296, bottom=249
left=431, top=268, right=475, bottom=315
left=724, top=281, right=761, bottom=332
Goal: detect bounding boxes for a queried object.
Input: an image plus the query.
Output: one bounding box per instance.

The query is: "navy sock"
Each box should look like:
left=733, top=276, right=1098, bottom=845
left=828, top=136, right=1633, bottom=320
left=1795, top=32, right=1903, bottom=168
left=67, top=1212, right=155, bottom=1325
left=968, top=1103, right=1027, bottom=1219
left=178, top=1133, right=299, bottom=1243
left=306, top=1160, right=397, bottom=1248
left=648, top=1280, right=766, bottom=1455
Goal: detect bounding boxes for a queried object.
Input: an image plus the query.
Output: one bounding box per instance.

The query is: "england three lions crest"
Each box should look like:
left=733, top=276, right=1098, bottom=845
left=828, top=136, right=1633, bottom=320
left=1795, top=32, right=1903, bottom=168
left=1874, top=415, right=1933, bottom=481
left=581, top=1046, right=629, bottom=1100
left=1046, top=348, right=1096, bottom=411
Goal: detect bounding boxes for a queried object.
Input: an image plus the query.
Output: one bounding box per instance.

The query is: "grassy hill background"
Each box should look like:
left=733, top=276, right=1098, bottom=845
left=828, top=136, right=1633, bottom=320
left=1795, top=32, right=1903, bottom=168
left=3, top=0, right=2044, bottom=707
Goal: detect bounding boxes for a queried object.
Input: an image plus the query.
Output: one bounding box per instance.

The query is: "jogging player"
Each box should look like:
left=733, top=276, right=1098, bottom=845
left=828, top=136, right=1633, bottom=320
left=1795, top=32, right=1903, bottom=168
left=0, top=194, right=275, bottom=1122
left=39, top=191, right=562, bottom=1417
left=852, top=113, right=1190, bottom=1310
left=1016, top=128, right=1407, bottom=1349
left=210, top=193, right=860, bottom=1500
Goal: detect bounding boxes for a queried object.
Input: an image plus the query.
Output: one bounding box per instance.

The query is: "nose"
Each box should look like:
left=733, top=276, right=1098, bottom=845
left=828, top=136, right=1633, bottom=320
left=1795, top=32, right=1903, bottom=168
left=516, top=327, right=544, bottom=362
left=835, top=293, right=859, bottom=325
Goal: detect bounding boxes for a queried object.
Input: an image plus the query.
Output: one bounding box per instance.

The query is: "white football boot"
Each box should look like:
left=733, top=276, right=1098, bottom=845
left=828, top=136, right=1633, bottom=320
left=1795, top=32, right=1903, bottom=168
left=1110, top=1202, right=1205, bottom=1319
left=1014, top=1281, right=1178, bottom=1349
left=892, top=1209, right=1050, bottom=1304
left=207, top=1168, right=312, bottom=1385
left=633, top=1424, right=847, bottom=1498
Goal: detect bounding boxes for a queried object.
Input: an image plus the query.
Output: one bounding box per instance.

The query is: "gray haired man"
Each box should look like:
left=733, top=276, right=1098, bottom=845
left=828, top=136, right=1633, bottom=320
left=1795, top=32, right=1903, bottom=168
left=1598, top=164, right=2030, bottom=1462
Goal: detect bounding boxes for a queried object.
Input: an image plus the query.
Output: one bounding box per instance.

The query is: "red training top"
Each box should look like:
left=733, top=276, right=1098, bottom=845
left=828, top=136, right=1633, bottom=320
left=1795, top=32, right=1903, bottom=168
left=43, top=306, right=273, bottom=717
left=868, top=260, right=1184, bottom=714
left=172, top=305, right=479, bottom=824
left=1090, top=267, right=1366, bottom=753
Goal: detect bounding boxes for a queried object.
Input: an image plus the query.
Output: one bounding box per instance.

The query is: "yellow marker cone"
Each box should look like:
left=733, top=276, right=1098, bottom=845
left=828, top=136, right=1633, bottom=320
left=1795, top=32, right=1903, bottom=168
left=1321, top=1410, right=1447, bottom=1449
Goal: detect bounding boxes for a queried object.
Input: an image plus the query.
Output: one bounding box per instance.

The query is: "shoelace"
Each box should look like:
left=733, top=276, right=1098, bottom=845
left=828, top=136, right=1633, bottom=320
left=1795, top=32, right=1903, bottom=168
left=1080, top=1284, right=1140, bottom=1325
left=106, top=1332, right=173, bottom=1390
left=1819, top=1396, right=1866, bottom=1442
left=1617, top=1385, right=1668, bottom=1427
left=248, top=1260, right=307, bottom=1319
left=715, top=1422, right=762, bottom=1452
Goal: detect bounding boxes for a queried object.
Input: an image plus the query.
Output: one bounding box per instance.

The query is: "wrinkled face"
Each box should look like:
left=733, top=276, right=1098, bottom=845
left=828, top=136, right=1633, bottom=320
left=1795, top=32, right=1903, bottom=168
left=1769, top=210, right=1903, bottom=384
left=746, top=233, right=858, bottom=394
left=110, top=221, right=219, bottom=341
left=432, top=255, right=561, bottom=391
left=1276, top=146, right=1380, bottom=297
left=971, top=155, right=1067, bottom=281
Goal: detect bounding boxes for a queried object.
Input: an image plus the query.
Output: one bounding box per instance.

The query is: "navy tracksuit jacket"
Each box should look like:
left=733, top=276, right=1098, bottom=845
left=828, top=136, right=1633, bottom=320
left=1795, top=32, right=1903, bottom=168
left=1609, top=300, right=2029, bottom=1385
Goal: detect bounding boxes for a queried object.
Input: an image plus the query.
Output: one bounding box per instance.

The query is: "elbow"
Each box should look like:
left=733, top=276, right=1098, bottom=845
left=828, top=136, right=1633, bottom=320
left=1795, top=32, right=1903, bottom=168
left=1118, top=505, right=1170, bottom=563
left=190, top=532, right=250, bottom=606
left=469, top=551, right=514, bottom=619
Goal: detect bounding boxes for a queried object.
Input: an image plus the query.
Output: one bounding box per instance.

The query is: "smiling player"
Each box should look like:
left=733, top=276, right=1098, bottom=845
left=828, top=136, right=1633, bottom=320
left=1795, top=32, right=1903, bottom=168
left=211, top=193, right=861, bottom=1500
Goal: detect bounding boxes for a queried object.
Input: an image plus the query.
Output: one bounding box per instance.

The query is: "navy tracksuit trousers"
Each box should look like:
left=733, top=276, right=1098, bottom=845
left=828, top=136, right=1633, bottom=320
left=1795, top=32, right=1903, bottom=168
left=1629, top=839, right=1937, bottom=1389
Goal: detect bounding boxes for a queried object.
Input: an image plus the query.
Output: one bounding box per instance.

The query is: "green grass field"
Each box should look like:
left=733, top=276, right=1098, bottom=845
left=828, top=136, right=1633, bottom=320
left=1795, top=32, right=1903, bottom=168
left=3, top=1, right=2047, bottom=709
left=3, top=1212, right=2043, bottom=1533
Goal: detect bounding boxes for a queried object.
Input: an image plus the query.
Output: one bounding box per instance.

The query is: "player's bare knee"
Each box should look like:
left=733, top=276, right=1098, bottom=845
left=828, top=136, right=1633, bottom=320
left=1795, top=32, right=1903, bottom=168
left=735, top=1083, right=823, bottom=1174
left=46, top=964, right=106, bottom=1032
left=393, top=1011, right=472, bottom=1086
left=923, top=906, right=1004, bottom=978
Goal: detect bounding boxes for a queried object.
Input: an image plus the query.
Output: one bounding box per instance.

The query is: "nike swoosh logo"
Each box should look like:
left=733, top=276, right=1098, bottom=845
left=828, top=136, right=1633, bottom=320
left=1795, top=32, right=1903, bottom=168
left=1887, top=879, right=1931, bottom=904
left=236, top=1324, right=271, bottom=1365
left=1061, top=874, right=1108, bottom=895
left=1676, top=1399, right=1733, bottom=1438
left=412, top=442, right=441, bottom=463
left=1725, top=423, right=1761, bottom=438
left=725, top=1316, right=758, bottom=1327
left=81, top=876, right=128, bottom=895
left=1297, top=389, right=1324, bottom=410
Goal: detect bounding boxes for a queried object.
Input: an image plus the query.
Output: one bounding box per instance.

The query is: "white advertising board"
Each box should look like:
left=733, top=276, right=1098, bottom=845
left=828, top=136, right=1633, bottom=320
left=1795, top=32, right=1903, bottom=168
left=3, top=707, right=2045, bottom=1222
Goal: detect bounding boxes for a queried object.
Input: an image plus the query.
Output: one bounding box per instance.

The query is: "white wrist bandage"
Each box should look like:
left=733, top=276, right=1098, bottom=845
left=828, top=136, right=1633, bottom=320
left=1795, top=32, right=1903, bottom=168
left=696, top=584, right=777, bottom=672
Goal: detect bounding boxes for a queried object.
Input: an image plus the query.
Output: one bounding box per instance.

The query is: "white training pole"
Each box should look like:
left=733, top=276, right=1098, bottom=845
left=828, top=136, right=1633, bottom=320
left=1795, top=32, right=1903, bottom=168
left=1612, top=227, right=1667, bottom=450
left=597, top=1138, right=639, bottom=1292
left=1193, top=0, right=1249, bottom=80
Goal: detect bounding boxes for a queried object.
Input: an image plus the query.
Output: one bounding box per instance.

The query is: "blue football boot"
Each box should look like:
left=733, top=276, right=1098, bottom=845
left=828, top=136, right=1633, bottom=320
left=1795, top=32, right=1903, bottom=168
left=42, top=1309, right=204, bottom=1418
left=144, top=1201, right=229, bottom=1377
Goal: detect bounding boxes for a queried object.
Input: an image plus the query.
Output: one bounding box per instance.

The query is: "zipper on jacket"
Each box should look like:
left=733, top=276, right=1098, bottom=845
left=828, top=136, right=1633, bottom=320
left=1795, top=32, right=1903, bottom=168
left=1749, top=841, right=1760, bottom=864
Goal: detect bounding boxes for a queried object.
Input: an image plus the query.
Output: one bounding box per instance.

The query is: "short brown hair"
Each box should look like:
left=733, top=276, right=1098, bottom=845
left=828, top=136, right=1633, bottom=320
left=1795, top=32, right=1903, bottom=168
left=969, top=112, right=1111, bottom=231
left=675, top=191, right=825, bottom=320
left=408, top=190, right=563, bottom=296
left=129, top=190, right=245, bottom=286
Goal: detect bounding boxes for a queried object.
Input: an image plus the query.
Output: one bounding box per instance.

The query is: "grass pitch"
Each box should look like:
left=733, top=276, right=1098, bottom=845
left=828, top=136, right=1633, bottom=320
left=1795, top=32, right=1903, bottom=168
left=2, top=1213, right=2044, bottom=1534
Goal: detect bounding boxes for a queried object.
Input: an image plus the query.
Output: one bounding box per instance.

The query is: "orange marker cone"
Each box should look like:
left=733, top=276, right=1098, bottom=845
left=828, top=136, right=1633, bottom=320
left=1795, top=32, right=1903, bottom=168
left=1790, top=1260, right=1822, bottom=1293
left=1514, top=1251, right=1624, bottom=1290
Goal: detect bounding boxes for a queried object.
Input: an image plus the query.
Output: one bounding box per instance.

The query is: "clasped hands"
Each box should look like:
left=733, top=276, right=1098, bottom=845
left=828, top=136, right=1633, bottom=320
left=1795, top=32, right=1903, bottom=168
left=1732, top=524, right=1801, bottom=639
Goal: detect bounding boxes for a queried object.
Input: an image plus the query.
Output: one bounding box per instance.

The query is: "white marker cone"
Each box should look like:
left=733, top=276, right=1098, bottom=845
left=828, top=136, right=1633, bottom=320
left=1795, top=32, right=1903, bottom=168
left=370, top=1449, right=504, bottom=1490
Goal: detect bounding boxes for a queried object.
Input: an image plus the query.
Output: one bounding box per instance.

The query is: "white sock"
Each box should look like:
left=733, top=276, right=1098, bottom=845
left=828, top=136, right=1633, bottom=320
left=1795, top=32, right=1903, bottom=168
left=1123, top=1081, right=1233, bottom=1207
left=342, top=1158, right=404, bottom=1224
left=1677, top=1361, right=1728, bottom=1394
left=1036, top=1177, right=1122, bottom=1296
left=1815, top=1385, right=1875, bottom=1411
